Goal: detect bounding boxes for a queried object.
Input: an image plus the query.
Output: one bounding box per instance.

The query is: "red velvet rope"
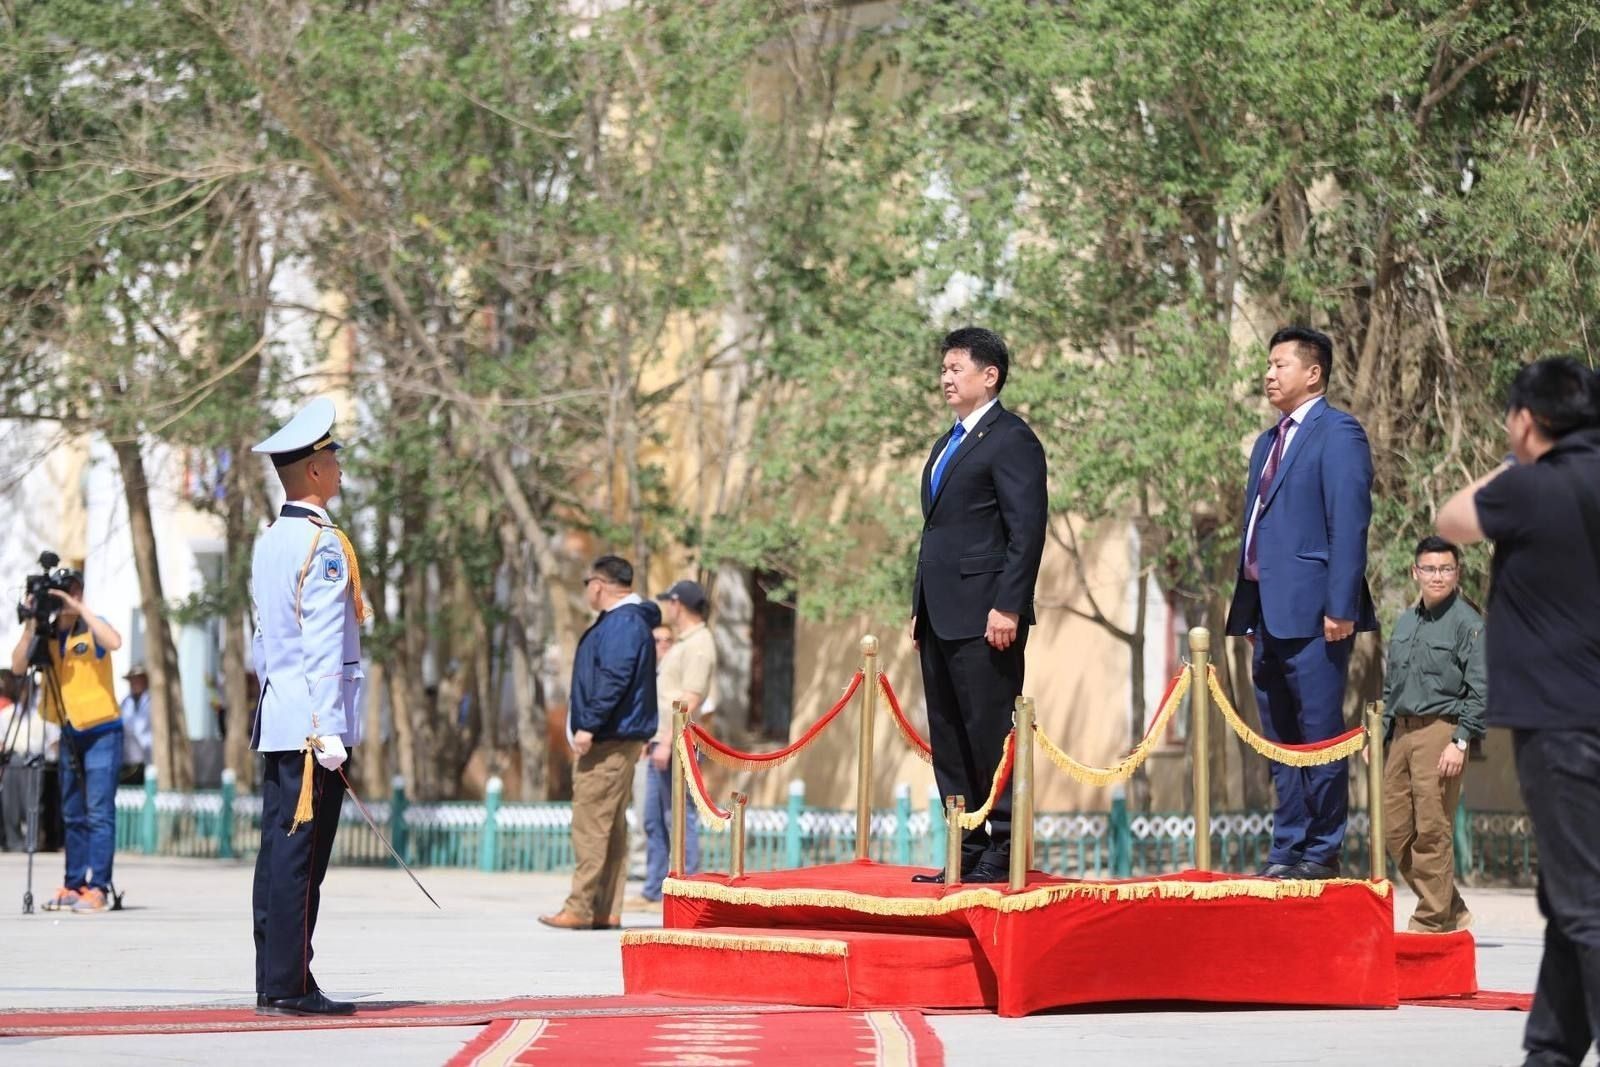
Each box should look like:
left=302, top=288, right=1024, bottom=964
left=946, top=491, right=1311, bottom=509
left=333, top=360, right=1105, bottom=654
left=1261, top=724, right=1368, bottom=752
left=878, top=673, right=933, bottom=758
left=683, top=737, right=730, bottom=820
left=685, top=670, right=864, bottom=767
left=1138, top=670, right=1184, bottom=745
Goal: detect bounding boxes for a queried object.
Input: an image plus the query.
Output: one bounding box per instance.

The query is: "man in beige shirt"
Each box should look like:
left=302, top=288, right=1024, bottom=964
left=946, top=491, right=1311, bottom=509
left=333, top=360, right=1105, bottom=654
left=639, top=580, right=717, bottom=903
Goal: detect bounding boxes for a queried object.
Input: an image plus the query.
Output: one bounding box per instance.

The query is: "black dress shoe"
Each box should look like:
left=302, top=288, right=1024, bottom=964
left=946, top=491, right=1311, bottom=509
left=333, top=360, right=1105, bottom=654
left=1257, top=862, right=1294, bottom=878
left=1285, top=859, right=1341, bottom=880
left=258, top=990, right=356, bottom=1016
left=911, top=858, right=984, bottom=884
left=258, top=974, right=321, bottom=1007
left=964, top=861, right=1008, bottom=884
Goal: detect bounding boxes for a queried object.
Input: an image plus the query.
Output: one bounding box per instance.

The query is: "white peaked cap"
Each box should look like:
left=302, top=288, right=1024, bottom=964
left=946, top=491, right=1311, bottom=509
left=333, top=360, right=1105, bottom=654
left=251, top=397, right=344, bottom=468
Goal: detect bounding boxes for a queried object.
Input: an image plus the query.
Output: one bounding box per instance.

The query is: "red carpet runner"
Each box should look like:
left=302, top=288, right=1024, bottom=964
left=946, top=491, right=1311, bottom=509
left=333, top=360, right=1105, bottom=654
left=449, top=1010, right=943, bottom=1066
left=0, top=995, right=819, bottom=1038
left=1403, top=990, right=1534, bottom=1012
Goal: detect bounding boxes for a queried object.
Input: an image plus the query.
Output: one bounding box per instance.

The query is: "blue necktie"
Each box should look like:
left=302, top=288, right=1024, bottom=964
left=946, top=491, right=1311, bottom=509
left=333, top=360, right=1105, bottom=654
left=930, top=421, right=967, bottom=495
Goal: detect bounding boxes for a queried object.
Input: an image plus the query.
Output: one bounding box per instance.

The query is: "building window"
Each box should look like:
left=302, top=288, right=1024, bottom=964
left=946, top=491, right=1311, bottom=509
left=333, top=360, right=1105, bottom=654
left=747, top=572, right=795, bottom=741
left=1163, top=595, right=1190, bottom=748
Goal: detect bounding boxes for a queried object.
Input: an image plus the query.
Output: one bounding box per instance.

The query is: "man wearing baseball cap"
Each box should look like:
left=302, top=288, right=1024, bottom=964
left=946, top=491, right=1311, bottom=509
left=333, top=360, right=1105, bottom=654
left=637, top=579, right=717, bottom=905
left=119, top=663, right=152, bottom=784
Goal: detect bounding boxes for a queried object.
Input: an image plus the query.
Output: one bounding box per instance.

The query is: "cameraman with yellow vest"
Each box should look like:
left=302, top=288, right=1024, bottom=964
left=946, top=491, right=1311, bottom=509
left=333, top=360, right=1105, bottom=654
left=10, top=570, right=124, bottom=913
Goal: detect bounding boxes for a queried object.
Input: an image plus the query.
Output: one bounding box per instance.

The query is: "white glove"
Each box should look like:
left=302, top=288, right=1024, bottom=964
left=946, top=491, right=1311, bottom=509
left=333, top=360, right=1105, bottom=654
left=315, top=735, right=348, bottom=772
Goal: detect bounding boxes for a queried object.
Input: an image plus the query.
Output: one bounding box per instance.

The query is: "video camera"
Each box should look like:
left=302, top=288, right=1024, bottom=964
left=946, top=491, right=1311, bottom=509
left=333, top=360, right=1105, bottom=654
left=16, top=551, right=79, bottom=630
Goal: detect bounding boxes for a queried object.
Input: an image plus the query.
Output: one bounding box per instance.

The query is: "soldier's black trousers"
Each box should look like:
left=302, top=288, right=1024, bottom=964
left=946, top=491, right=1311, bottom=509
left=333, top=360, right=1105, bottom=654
left=253, top=749, right=345, bottom=999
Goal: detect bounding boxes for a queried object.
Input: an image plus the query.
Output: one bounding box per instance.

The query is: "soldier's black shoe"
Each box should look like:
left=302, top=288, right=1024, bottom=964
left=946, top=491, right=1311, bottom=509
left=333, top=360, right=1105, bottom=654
left=258, top=990, right=355, bottom=1016
left=1258, top=862, right=1295, bottom=878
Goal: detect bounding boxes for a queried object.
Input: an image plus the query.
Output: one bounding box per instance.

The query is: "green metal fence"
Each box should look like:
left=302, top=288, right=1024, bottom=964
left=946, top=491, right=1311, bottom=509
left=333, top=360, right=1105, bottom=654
left=110, top=774, right=1538, bottom=885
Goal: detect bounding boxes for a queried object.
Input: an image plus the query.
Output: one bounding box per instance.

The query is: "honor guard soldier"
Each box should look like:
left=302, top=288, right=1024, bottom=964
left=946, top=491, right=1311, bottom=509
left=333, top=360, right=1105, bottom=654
left=249, top=398, right=366, bottom=1016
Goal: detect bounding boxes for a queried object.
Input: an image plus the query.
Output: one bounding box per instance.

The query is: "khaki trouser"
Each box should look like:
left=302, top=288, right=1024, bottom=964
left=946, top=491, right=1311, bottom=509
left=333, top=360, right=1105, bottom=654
left=1383, top=715, right=1470, bottom=932
left=563, top=739, right=644, bottom=924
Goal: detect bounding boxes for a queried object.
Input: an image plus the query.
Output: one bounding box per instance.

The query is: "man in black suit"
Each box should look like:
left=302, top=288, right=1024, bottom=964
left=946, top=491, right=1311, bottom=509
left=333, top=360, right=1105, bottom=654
left=910, top=326, right=1048, bottom=884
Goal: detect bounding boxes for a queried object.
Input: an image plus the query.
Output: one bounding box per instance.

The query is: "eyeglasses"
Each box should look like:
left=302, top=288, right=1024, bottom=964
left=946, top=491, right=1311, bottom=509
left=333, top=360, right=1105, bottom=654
left=1415, top=565, right=1458, bottom=577
left=581, top=576, right=603, bottom=589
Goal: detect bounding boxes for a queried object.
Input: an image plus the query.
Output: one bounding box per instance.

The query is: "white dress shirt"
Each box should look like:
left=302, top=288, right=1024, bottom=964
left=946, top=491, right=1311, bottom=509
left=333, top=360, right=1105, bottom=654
left=931, top=397, right=998, bottom=479
left=1243, top=395, right=1324, bottom=564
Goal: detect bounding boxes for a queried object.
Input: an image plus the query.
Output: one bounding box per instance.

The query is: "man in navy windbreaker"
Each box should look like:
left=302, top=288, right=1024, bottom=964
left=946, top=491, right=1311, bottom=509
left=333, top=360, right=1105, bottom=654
left=539, top=555, right=659, bottom=930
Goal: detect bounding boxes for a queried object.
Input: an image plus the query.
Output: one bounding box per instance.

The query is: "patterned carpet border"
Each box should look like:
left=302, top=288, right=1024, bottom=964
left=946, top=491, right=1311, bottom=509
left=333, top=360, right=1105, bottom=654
left=447, top=1009, right=944, bottom=1066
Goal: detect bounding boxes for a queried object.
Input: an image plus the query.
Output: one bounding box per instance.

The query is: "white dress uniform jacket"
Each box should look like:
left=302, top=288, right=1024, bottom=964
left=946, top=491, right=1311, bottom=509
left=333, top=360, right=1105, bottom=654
left=250, top=502, right=364, bottom=752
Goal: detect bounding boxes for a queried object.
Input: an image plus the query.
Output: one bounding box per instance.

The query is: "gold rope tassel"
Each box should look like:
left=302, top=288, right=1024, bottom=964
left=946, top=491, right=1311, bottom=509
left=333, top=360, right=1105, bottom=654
left=676, top=733, right=732, bottom=832
left=329, top=526, right=369, bottom=623
left=958, top=731, right=1015, bottom=830
left=1034, top=670, right=1191, bottom=786
left=289, top=738, right=321, bottom=835
left=1208, top=669, right=1368, bottom=767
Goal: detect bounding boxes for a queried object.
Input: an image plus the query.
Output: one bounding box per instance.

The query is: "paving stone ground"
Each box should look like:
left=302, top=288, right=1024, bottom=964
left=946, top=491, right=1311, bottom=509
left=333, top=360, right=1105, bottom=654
left=0, top=853, right=1582, bottom=1066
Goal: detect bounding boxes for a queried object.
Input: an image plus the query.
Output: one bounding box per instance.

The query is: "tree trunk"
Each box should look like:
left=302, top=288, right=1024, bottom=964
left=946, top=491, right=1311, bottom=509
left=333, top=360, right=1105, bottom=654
left=500, top=519, right=548, bottom=801
left=221, top=441, right=256, bottom=790
left=358, top=658, right=388, bottom=798
left=1126, top=555, right=1151, bottom=812
left=112, top=438, right=193, bottom=790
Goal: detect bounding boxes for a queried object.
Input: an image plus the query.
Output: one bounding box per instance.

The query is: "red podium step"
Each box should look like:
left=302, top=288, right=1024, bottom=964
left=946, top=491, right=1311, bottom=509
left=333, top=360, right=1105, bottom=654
left=621, top=926, right=997, bottom=1009
left=1395, top=930, right=1478, bottom=1000
left=627, top=860, right=1400, bottom=1017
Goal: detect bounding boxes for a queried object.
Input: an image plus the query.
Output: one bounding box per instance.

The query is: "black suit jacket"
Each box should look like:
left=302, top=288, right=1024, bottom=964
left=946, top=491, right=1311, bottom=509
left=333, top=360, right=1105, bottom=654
left=912, top=402, right=1048, bottom=642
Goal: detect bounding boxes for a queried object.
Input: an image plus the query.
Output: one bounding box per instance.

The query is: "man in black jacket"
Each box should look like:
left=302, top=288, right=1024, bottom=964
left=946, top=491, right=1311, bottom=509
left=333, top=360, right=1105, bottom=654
left=911, top=327, right=1048, bottom=883
left=540, top=555, right=659, bottom=930
left=1438, top=358, right=1600, bottom=1066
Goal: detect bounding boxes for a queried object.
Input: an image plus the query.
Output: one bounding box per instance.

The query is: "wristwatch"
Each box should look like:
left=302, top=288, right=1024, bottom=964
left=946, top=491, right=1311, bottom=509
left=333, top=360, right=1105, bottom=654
left=1453, top=738, right=1470, bottom=752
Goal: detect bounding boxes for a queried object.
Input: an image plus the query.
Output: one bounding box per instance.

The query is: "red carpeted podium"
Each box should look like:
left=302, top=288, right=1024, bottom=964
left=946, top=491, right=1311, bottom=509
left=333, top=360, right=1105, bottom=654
left=620, top=860, right=1463, bottom=1017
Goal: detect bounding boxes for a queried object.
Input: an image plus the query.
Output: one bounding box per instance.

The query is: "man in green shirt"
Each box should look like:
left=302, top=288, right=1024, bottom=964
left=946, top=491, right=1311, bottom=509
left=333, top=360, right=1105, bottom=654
left=1383, top=535, right=1487, bottom=933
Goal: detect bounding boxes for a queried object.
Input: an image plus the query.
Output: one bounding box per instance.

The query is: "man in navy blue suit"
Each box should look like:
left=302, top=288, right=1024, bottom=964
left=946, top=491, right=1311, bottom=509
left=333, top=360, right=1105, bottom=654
left=1225, top=326, right=1377, bottom=880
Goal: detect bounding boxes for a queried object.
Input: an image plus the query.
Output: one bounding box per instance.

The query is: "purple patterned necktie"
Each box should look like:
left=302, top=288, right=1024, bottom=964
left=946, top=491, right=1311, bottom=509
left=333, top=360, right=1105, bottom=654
left=1243, top=415, right=1293, bottom=581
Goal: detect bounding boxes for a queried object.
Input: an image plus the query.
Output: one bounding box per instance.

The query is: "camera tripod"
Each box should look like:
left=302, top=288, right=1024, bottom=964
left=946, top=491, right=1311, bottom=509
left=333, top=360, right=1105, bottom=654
left=0, top=630, right=124, bottom=914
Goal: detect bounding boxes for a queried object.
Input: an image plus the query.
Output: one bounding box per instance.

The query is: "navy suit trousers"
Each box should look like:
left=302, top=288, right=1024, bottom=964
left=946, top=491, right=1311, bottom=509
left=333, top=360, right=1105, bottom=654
left=1251, top=629, right=1352, bottom=867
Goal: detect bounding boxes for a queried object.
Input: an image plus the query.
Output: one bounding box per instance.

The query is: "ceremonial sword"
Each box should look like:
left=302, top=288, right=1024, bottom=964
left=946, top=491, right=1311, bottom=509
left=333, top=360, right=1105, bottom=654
left=337, top=767, right=442, bottom=909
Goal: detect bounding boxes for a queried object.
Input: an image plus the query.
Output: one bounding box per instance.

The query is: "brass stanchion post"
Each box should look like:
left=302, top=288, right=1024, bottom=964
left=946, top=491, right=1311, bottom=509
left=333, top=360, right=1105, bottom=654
left=1189, top=627, right=1212, bottom=871
left=1367, top=701, right=1385, bottom=881
left=1009, top=697, right=1035, bottom=891
left=855, top=635, right=880, bottom=860
left=669, top=701, right=688, bottom=877
left=730, top=792, right=749, bottom=879
left=945, top=795, right=965, bottom=885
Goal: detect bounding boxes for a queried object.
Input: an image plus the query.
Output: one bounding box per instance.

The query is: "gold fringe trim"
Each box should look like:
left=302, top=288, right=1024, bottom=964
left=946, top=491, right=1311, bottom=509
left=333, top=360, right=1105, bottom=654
left=958, top=731, right=1015, bottom=830
left=1208, top=670, right=1370, bottom=767
left=694, top=743, right=805, bottom=774
left=661, top=874, right=1390, bottom=916
left=880, top=675, right=933, bottom=764
left=1034, top=670, right=1191, bottom=786
left=620, top=929, right=849, bottom=957
left=676, top=733, right=732, bottom=832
